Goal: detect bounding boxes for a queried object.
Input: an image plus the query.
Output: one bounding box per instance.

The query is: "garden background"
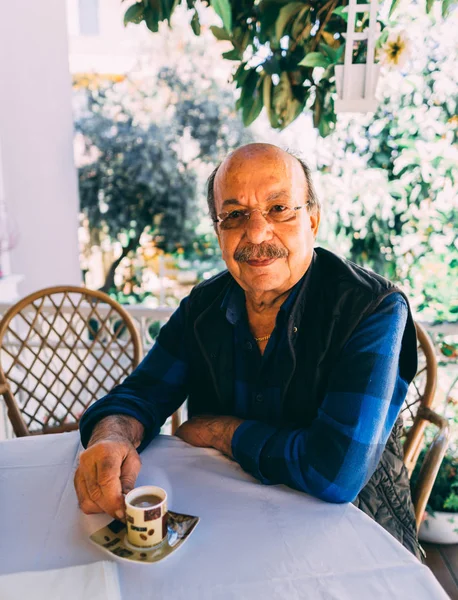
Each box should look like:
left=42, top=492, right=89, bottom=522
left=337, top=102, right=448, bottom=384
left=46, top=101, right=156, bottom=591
left=73, top=0, right=457, bottom=441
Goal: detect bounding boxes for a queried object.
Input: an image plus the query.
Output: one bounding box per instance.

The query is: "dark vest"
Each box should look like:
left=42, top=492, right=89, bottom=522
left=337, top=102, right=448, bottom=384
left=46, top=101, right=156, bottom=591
left=171, top=247, right=422, bottom=559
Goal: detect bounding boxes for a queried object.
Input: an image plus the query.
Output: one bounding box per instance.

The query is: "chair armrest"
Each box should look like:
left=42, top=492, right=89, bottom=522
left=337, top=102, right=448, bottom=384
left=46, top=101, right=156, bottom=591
left=411, top=406, right=451, bottom=530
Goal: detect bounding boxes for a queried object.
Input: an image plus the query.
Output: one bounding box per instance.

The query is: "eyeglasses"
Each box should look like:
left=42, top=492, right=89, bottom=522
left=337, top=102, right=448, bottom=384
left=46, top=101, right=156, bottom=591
left=214, top=203, right=310, bottom=231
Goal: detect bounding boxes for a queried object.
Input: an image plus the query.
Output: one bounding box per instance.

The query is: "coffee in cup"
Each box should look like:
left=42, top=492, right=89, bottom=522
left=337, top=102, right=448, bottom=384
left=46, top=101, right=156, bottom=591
left=125, top=486, right=168, bottom=548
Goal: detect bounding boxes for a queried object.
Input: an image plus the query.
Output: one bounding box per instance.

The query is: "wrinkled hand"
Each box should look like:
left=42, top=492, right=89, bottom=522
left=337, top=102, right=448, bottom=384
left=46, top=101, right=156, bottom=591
left=74, top=437, right=141, bottom=520
left=175, top=415, right=243, bottom=458
left=74, top=415, right=144, bottom=520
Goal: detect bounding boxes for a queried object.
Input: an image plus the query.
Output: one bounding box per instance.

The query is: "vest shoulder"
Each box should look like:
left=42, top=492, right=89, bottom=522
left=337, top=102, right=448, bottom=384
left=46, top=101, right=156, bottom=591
left=187, top=270, right=233, bottom=310
left=315, top=247, right=395, bottom=295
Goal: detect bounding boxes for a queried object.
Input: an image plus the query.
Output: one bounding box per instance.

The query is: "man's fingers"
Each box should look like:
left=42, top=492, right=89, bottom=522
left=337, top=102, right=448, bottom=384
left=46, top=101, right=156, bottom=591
left=80, top=446, right=125, bottom=519
left=94, top=456, right=125, bottom=519
left=75, top=440, right=141, bottom=520
left=120, top=450, right=142, bottom=495
left=74, top=469, right=104, bottom=514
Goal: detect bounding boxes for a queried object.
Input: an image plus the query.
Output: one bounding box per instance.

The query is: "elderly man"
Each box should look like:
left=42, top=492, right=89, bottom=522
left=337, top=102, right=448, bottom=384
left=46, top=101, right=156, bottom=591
left=75, top=143, right=422, bottom=560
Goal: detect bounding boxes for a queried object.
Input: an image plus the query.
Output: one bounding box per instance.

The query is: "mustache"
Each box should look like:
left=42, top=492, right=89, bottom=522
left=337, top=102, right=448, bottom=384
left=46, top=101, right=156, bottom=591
left=234, top=243, right=289, bottom=262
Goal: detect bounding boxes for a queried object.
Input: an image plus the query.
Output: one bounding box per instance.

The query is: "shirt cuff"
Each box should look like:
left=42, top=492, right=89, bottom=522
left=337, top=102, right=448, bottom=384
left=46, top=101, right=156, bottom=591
left=231, top=420, right=278, bottom=484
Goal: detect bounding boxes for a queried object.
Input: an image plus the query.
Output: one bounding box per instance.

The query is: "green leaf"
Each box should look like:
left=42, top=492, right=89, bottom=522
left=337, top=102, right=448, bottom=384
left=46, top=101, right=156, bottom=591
left=243, top=98, right=263, bottom=126
left=233, top=63, right=250, bottom=88
left=210, top=0, right=232, bottom=33
left=442, top=0, right=453, bottom=17
left=291, top=7, right=309, bottom=40
left=272, top=71, right=292, bottom=125
left=289, top=98, right=304, bottom=126
left=388, top=0, right=402, bottom=17
left=240, top=69, right=260, bottom=102
left=259, top=3, right=280, bottom=45
left=262, top=75, right=279, bottom=128
left=319, top=43, right=343, bottom=64
left=298, top=52, right=331, bottom=68
left=242, top=79, right=264, bottom=127
left=425, top=0, right=434, bottom=12
left=222, top=48, right=241, bottom=60
left=233, top=27, right=251, bottom=54
left=124, top=3, right=145, bottom=26
left=332, top=6, right=348, bottom=22
left=210, top=25, right=232, bottom=41
left=318, top=115, right=332, bottom=137
left=263, top=55, right=281, bottom=75
left=275, top=2, right=304, bottom=40
left=144, top=7, right=159, bottom=31
left=164, top=0, right=179, bottom=23
left=191, top=9, right=201, bottom=35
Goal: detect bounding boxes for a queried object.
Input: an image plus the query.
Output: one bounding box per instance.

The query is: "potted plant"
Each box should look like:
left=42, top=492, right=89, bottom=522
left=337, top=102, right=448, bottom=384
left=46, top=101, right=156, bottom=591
left=411, top=444, right=458, bottom=544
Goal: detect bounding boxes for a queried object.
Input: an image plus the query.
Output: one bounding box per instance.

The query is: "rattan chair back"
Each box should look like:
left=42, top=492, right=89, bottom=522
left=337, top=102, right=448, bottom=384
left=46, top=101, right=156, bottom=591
left=402, top=321, right=451, bottom=529
left=402, top=322, right=438, bottom=474
left=0, top=286, right=142, bottom=436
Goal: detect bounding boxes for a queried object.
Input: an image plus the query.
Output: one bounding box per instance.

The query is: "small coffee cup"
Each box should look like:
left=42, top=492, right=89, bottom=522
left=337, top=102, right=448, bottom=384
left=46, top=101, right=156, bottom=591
left=125, top=485, right=168, bottom=548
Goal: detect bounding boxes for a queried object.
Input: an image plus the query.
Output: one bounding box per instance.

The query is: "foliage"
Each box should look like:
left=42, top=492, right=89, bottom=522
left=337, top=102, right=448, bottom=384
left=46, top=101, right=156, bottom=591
left=106, top=230, right=225, bottom=307
left=75, top=59, right=250, bottom=290
left=411, top=446, right=458, bottom=513
left=76, top=81, right=197, bottom=254
left=176, top=230, right=225, bottom=273
left=122, top=0, right=452, bottom=135
left=314, top=9, right=458, bottom=322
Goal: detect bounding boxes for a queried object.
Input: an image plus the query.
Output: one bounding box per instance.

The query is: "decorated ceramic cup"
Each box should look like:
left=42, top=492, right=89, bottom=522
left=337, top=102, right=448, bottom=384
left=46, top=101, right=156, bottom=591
left=125, top=485, right=168, bottom=548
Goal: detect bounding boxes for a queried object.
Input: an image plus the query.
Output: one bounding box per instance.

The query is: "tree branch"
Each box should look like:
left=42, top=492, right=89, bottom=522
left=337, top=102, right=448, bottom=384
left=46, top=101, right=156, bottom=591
left=98, top=235, right=141, bottom=294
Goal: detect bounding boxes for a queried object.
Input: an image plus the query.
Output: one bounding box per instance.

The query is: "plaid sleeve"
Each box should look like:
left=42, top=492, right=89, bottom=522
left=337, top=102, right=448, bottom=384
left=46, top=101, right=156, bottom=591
left=232, top=293, right=409, bottom=502
left=79, top=297, right=190, bottom=452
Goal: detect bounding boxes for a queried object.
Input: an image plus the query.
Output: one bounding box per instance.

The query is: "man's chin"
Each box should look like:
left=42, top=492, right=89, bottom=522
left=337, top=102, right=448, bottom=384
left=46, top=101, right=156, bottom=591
left=240, top=270, right=288, bottom=293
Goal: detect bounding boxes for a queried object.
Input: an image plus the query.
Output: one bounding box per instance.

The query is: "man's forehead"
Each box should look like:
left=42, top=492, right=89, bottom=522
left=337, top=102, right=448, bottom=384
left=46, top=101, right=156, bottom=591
left=215, top=146, right=304, bottom=198
left=218, top=146, right=296, bottom=178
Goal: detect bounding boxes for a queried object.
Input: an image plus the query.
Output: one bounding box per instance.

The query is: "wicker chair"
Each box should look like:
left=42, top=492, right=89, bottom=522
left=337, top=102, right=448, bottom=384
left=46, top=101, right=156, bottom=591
left=0, top=286, right=142, bottom=436
left=403, top=322, right=451, bottom=530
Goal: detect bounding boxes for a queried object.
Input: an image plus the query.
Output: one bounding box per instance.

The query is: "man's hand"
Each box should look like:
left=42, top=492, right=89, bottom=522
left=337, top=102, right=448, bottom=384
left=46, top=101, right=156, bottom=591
left=74, top=415, right=144, bottom=520
left=175, top=415, right=243, bottom=458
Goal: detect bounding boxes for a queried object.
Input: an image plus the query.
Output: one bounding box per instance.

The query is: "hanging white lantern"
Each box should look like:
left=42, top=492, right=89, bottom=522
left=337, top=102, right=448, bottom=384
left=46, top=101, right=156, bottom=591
left=335, top=0, right=381, bottom=113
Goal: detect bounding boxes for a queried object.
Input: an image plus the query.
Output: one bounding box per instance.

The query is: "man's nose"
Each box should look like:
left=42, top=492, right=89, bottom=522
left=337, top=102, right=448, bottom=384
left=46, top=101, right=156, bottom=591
left=244, top=210, right=273, bottom=244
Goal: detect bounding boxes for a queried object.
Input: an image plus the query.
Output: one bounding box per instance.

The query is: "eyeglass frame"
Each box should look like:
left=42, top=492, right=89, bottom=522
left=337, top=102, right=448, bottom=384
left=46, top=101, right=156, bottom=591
left=213, top=202, right=311, bottom=230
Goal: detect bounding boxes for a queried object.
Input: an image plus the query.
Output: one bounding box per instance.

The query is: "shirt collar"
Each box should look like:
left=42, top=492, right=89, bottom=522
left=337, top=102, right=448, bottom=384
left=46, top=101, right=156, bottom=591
left=220, top=272, right=307, bottom=327
left=220, top=280, right=245, bottom=325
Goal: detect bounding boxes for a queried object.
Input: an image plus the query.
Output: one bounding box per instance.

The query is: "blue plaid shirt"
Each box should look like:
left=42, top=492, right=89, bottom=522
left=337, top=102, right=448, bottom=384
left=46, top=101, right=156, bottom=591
left=80, top=285, right=409, bottom=504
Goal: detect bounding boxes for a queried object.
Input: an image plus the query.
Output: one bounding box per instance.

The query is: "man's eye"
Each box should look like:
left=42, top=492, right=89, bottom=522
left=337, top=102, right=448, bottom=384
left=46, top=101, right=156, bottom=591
left=226, top=210, right=245, bottom=220
left=269, top=205, right=288, bottom=213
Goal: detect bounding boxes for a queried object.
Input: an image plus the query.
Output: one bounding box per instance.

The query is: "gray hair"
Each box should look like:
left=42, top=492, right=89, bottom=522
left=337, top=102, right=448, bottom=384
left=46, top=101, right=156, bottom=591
left=206, top=150, right=321, bottom=225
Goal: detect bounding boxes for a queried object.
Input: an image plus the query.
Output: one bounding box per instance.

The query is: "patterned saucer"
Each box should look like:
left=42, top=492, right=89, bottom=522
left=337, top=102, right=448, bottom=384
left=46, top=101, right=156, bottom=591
left=89, top=510, right=199, bottom=564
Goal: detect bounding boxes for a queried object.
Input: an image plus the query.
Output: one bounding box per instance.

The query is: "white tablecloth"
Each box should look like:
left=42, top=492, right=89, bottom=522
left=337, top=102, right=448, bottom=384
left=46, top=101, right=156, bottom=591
left=0, top=431, right=448, bottom=599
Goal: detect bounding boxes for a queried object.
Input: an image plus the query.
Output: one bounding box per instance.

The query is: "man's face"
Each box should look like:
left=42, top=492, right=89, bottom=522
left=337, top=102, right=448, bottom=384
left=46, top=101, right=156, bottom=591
left=214, top=145, right=320, bottom=298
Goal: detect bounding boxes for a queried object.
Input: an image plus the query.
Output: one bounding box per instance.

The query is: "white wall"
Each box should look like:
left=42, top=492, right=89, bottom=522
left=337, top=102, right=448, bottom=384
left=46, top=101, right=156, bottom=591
left=0, top=0, right=81, bottom=296
left=67, top=0, right=150, bottom=74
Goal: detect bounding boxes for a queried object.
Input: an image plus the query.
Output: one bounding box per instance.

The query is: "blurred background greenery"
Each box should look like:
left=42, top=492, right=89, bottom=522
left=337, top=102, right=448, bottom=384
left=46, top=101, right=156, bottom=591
left=75, top=3, right=457, bottom=322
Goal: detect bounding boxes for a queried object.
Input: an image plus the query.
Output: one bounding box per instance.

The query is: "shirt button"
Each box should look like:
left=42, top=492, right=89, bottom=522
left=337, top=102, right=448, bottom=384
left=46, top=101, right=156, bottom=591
left=255, top=393, right=263, bottom=403
left=292, top=326, right=298, bottom=334
left=245, top=341, right=253, bottom=351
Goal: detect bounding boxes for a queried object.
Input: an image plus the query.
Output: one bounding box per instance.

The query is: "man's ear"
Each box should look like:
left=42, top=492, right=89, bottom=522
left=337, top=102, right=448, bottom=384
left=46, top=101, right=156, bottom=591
left=309, top=210, right=320, bottom=237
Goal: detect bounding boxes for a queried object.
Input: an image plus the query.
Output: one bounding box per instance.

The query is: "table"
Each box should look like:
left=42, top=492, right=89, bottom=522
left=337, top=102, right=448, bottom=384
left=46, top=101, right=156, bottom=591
left=0, top=431, right=448, bottom=599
